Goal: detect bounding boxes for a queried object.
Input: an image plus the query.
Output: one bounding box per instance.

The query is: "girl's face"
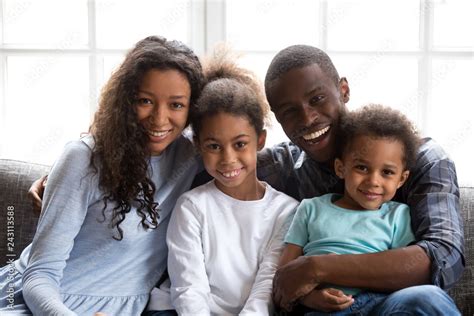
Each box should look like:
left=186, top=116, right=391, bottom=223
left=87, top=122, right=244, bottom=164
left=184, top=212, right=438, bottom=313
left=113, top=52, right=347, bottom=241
left=334, top=135, right=409, bottom=210
left=197, top=112, right=266, bottom=200
left=136, top=69, right=191, bottom=156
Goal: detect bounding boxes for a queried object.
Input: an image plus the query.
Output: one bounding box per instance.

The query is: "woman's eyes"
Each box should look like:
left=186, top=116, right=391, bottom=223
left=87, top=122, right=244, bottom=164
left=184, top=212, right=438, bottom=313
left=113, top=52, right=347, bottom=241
left=171, top=102, right=184, bottom=109
left=137, top=98, right=152, bottom=105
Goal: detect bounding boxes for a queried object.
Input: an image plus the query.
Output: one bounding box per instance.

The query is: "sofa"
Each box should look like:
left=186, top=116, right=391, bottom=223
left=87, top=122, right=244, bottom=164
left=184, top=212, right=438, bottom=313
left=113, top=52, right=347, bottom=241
left=0, top=158, right=472, bottom=315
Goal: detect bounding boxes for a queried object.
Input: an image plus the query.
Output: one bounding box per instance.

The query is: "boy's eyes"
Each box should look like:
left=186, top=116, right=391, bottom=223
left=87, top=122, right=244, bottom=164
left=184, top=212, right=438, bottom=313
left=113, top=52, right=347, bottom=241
left=355, top=165, right=368, bottom=172
left=382, top=169, right=396, bottom=176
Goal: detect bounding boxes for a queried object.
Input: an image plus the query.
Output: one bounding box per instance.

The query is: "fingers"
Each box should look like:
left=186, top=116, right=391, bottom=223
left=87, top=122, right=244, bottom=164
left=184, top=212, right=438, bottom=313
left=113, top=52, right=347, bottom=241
left=323, top=288, right=354, bottom=309
left=27, top=175, right=47, bottom=216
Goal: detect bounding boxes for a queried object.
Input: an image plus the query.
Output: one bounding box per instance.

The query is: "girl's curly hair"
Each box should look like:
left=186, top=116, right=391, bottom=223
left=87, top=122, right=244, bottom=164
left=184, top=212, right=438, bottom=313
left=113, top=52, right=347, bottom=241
left=89, top=36, right=204, bottom=240
left=192, top=45, right=270, bottom=138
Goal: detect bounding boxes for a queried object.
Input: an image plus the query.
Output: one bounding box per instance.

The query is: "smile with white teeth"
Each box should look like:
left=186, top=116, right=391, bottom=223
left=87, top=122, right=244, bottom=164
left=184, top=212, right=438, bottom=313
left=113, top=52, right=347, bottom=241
left=302, top=126, right=330, bottom=141
left=220, top=169, right=242, bottom=178
left=148, top=129, right=171, bottom=137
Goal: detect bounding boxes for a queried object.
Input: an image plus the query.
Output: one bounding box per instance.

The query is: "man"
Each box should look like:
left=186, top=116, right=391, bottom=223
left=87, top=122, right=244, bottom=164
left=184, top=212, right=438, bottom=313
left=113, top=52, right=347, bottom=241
left=258, top=45, right=463, bottom=314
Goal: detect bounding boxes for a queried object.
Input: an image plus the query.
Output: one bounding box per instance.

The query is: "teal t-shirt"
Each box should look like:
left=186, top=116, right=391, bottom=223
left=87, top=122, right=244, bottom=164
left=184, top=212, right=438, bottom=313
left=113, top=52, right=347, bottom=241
left=284, top=193, right=415, bottom=295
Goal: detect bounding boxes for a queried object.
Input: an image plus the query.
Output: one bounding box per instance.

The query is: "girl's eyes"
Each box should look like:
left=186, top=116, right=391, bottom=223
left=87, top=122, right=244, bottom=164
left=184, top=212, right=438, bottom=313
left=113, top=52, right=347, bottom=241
left=235, top=142, right=247, bottom=149
left=206, top=143, right=221, bottom=150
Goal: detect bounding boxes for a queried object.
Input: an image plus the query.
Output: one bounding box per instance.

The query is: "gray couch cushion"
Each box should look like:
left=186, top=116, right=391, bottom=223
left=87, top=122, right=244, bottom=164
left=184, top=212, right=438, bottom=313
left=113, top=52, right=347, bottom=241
left=449, top=187, right=474, bottom=316
left=0, top=159, right=50, bottom=258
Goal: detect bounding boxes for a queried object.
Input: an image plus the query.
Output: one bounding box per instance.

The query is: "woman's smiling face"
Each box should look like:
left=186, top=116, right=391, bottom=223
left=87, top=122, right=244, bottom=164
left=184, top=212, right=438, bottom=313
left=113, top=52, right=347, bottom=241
left=136, top=69, right=191, bottom=156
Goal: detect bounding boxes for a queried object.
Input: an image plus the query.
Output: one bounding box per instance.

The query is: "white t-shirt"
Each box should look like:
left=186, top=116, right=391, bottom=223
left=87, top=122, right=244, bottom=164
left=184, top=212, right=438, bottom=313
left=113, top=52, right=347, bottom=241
left=164, top=180, right=298, bottom=315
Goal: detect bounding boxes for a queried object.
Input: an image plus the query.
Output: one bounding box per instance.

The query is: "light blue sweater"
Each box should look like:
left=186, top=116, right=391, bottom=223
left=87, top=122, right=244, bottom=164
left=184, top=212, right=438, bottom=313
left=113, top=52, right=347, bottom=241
left=19, top=135, right=199, bottom=315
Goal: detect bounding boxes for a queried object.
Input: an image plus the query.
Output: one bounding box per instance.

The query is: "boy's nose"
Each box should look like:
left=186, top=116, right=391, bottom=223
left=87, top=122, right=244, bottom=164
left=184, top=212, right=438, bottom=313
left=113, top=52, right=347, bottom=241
left=366, top=172, right=381, bottom=186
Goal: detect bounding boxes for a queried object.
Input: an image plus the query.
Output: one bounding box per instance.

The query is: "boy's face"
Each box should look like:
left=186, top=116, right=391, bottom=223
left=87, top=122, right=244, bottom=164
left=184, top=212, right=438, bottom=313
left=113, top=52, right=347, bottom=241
left=197, top=112, right=266, bottom=200
left=334, top=135, right=410, bottom=210
left=267, top=64, right=349, bottom=163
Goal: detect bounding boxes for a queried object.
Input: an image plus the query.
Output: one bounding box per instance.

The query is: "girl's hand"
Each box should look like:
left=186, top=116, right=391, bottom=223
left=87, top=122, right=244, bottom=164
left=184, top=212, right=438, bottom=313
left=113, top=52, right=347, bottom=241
left=300, top=288, right=354, bottom=312
left=27, top=175, right=47, bottom=215
left=94, top=313, right=108, bottom=316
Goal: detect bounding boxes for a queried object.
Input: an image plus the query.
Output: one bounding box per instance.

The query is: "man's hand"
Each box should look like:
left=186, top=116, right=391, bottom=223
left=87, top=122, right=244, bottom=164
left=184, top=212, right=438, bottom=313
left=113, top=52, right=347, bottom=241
left=27, top=175, right=47, bottom=215
left=273, top=255, right=320, bottom=311
left=300, top=288, right=353, bottom=312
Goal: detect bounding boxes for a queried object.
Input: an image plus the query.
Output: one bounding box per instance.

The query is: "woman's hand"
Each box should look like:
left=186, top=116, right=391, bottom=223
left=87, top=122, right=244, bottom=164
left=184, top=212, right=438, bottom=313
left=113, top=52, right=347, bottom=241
left=27, top=175, right=47, bottom=215
left=300, top=288, right=353, bottom=312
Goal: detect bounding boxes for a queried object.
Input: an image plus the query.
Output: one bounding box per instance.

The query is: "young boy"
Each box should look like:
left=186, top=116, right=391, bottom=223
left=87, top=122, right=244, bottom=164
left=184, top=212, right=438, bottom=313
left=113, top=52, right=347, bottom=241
left=261, top=45, right=462, bottom=315
left=279, top=105, right=418, bottom=314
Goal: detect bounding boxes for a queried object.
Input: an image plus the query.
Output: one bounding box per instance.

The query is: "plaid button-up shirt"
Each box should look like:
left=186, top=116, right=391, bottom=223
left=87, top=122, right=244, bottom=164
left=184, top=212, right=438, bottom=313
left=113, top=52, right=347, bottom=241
left=255, top=137, right=465, bottom=290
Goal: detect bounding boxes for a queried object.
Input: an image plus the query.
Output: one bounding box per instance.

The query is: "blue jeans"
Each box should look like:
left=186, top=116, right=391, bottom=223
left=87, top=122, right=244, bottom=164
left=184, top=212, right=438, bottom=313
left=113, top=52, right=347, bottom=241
left=371, top=285, right=460, bottom=316
left=302, top=292, right=387, bottom=316
left=300, top=285, right=460, bottom=316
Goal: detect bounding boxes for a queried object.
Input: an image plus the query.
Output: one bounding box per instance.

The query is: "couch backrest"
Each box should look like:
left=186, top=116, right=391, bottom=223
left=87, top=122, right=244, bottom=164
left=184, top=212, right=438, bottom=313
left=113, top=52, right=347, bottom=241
left=0, top=159, right=50, bottom=258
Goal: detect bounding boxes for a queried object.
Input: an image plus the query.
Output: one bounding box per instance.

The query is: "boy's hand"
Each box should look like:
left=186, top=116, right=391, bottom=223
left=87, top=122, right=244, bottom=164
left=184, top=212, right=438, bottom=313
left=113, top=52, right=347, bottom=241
left=28, top=175, right=47, bottom=215
left=300, top=288, right=354, bottom=312
left=94, top=313, right=108, bottom=316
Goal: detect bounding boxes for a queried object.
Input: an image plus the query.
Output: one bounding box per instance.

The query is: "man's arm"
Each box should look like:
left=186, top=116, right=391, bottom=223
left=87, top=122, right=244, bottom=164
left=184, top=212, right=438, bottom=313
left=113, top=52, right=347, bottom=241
left=28, top=175, right=48, bottom=215
left=273, top=246, right=430, bottom=309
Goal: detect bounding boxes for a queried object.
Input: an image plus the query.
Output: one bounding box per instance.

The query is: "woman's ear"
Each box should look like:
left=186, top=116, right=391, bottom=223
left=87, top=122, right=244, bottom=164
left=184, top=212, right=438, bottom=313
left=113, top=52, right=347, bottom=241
left=334, top=158, right=345, bottom=179
left=397, top=170, right=410, bottom=188
left=257, top=129, right=267, bottom=151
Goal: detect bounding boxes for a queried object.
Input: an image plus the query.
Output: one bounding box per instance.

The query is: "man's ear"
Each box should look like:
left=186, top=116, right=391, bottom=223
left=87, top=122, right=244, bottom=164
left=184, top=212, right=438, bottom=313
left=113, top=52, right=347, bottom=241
left=257, top=129, right=267, bottom=151
left=334, top=158, right=345, bottom=179
left=339, top=77, right=350, bottom=103
left=397, top=170, right=410, bottom=188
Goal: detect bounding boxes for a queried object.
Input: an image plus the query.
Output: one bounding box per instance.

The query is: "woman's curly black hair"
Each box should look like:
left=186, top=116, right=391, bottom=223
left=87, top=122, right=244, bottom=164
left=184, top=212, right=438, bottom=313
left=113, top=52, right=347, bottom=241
left=335, top=104, right=421, bottom=171
left=89, top=36, right=204, bottom=240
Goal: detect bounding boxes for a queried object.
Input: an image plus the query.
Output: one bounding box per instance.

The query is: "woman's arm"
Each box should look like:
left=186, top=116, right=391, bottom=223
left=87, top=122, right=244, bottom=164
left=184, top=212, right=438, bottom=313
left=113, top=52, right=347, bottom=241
left=166, top=196, right=212, bottom=316
left=22, top=141, right=93, bottom=316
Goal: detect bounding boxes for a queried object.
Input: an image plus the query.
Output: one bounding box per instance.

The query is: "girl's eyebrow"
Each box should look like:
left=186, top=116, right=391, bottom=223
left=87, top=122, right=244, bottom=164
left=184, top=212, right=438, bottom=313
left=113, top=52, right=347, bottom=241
left=202, top=134, right=250, bottom=142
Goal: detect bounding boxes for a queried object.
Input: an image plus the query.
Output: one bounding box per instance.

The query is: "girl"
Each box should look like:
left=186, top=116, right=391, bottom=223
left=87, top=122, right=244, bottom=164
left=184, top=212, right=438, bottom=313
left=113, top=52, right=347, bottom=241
left=0, top=36, right=204, bottom=315
left=161, top=48, right=299, bottom=315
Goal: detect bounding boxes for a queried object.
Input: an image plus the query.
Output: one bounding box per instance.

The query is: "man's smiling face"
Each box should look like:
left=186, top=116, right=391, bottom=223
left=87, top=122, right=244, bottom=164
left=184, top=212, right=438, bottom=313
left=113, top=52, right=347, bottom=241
left=267, top=64, right=349, bottom=163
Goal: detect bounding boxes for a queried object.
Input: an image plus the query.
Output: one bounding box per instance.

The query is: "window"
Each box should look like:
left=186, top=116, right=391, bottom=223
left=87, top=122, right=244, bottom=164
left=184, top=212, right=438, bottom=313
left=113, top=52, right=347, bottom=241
left=1, top=0, right=473, bottom=186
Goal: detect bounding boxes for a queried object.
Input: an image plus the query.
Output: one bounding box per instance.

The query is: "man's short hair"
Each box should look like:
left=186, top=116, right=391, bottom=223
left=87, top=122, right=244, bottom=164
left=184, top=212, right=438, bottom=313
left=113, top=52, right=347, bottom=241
left=264, top=45, right=340, bottom=93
